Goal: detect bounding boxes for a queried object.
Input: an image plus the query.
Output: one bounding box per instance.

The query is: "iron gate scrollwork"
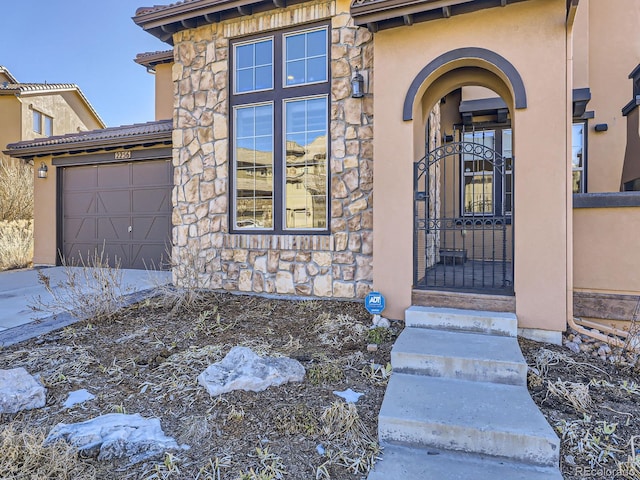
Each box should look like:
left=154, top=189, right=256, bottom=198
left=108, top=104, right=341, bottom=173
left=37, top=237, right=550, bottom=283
left=414, top=127, right=514, bottom=294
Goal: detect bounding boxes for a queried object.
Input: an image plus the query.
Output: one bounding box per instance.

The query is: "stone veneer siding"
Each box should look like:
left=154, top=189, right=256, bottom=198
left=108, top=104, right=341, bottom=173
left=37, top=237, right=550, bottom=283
left=171, top=0, right=374, bottom=299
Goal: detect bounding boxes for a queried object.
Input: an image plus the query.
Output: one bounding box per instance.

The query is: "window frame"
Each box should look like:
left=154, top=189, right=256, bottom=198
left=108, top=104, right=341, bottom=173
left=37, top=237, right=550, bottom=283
left=229, top=23, right=331, bottom=235
left=33, top=110, right=42, bottom=134
left=572, top=121, right=587, bottom=194
left=459, top=125, right=513, bottom=219
left=33, top=109, right=53, bottom=136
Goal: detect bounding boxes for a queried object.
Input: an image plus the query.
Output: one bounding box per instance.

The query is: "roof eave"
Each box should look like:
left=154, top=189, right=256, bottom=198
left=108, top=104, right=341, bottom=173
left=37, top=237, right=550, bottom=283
left=133, top=0, right=298, bottom=44
left=351, top=0, right=532, bottom=31
left=4, top=131, right=172, bottom=159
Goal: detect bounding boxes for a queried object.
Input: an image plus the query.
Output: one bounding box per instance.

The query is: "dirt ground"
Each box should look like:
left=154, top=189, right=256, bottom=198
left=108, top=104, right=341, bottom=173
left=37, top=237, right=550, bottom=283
left=3, top=286, right=640, bottom=480
left=520, top=337, right=640, bottom=480
left=0, top=292, right=396, bottom=480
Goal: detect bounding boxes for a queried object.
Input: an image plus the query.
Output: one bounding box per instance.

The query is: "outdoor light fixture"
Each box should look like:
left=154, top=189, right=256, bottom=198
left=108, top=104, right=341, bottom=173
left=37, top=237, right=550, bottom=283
left=37, top=162, right=48, bottom=179
left=351, top=67, right=365, bottom=98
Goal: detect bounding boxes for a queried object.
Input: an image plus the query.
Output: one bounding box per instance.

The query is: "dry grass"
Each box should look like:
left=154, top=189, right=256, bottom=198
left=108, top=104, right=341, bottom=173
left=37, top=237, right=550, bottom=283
left=0, top=161, right=33, bottom=222
left=0, top=219, right=33, bottom=271
left=0, top=293, right=395, bottom=479
left=0, top=423, right=96, bottom=479
left=31, top=249, right=131, bottom=321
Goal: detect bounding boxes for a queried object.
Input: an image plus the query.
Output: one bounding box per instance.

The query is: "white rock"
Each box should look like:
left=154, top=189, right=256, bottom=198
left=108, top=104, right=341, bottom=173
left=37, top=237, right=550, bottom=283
left=0, top=367, right=46, bottom=414
left=573, top=335, right=582, bottom=345
left=197, top=346, right=305, bottom=397
left=333, top=388, right=363, bottom=403
left=565, top=342, right=580, bottom=354
left=63, top=389, right=95, bottom=409
left=372, top=315, right=391, bottom=328
left=45, top=413, right=185, bottom=463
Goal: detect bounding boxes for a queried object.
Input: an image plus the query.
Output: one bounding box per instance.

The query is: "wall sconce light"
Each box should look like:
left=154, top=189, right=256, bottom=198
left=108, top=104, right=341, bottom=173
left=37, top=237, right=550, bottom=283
left=351, top=67, right=365, bottom=98
left=37, top=162, right=48, bottom=179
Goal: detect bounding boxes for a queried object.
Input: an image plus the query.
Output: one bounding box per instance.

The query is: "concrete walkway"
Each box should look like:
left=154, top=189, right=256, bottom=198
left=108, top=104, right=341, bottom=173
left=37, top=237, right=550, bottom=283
left=0, top=267, right=171, bottom=346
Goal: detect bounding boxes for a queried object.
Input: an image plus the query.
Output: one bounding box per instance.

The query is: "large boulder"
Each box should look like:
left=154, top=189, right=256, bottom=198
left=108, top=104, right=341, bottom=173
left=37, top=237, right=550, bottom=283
left=197, top=346, right=305, bottom=397
left=0, top=367, right=46, bottom=413
left=45, top=413, right=185, bottom=463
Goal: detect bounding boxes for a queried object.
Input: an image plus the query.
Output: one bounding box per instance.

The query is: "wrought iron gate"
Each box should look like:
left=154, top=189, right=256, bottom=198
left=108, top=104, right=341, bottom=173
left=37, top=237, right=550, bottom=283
left=414, top=126, right=514, bottom=294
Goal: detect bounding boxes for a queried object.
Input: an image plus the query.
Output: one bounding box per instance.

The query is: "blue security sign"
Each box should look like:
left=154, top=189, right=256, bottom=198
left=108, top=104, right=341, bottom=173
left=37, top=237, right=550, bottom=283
left=365, top=291, right=386, bottom=314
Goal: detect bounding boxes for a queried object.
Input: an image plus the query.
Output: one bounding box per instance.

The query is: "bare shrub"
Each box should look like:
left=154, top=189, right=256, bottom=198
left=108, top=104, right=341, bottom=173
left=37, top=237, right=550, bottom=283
left=0, top=219, right=33, bottom=270
left=31, top=248, right=130, bottom=321
left=152, top=248, right=216, bottom=313
left=0, top=161, right=33, bottom=221
left=0, top=423, right=96, bottom=479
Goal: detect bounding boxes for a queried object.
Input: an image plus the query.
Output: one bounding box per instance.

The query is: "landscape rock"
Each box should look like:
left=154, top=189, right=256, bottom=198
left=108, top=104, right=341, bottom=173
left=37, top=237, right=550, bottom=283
left=197, top=346, right=305, bottom=397
left=372, top=314, right=390, bottom=328
left=63, top=389, right=95, bottom=409
left=564, top=342, right=580, bottom=354
left=0, top=367, right=46, bottom=413
left=45, top=413, right=185, bottom=463
left=333, top=388, right=363, bottom=403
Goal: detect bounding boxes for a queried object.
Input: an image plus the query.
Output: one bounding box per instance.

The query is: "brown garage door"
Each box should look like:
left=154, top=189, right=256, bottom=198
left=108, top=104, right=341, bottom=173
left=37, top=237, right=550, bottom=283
left=61, top=159, right=172, bottom=269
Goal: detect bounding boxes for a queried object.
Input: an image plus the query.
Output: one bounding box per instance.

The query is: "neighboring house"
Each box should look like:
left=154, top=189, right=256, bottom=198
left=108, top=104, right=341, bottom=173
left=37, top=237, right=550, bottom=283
left=5, top=0, right=640, bottom=341
left=0, top=65, right=105, bottom=166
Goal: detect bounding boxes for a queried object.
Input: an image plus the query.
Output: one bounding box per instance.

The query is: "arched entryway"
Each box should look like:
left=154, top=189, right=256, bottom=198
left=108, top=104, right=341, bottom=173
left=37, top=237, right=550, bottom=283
left=405, top=49, right=526, bottom=296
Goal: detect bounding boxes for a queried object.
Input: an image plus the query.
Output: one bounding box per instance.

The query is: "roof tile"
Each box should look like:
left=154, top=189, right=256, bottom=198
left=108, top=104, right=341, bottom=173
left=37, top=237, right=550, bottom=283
left=5, top=119, right=172, bottom=153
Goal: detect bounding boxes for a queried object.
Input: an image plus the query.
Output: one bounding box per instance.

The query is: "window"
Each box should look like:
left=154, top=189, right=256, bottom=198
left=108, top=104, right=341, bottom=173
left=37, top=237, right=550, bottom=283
left=231, top=25, right=329, bottom=232
left=33, top=110, right=42, bottom=134
left=572, top=122, right=586, bottom=193
left=33, top=109, right=53, bottom=135
left=44, top=114, right=53, bottom=136
left=461, top=127, right=512, bottom=217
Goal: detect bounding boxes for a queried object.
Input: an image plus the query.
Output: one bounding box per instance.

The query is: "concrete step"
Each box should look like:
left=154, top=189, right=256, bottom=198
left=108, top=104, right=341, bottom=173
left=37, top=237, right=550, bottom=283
left=378, top=373, right=560, bottom=467
left=367, top=443, right=564, bottom=480
left=405, top=306, right=518, bottom=337
left=392, top=327, right=527, bottom=385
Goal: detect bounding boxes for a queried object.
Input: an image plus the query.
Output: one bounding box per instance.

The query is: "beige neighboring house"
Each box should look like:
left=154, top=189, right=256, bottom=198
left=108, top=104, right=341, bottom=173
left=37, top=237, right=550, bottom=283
left=0, top=65, right=105, bottom=166
left=6, top=0, right=640, bottom=342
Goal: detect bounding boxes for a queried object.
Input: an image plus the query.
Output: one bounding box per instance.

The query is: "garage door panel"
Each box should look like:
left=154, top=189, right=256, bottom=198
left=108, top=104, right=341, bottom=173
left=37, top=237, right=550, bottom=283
left=131, top=216, right=171, bottom=242
left=64, top=192, right=97, bottom=215
left=96, top=191, right=131, bottom=214
left=97, top=217, right=130, bottom=241
left=97, top=164, right=130, bottom=188
left=102, top=243, right=130, bottom=267
left=64, top=166, right=97, bottom=189
left=63, top=243, right=103, bottom=265
left=132, top=160, right=171, bottom=186
left=131, top=243, right=169, bottom=270
left=132, top=188, right=169, bottom=213
left=62, top=159, right=171, bottom=270
left=64, top=218, right=96, bottom=242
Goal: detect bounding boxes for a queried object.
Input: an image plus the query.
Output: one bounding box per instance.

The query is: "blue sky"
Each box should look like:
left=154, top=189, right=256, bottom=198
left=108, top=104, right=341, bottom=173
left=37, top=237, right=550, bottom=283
left=0, top=1, right=170, bottom=127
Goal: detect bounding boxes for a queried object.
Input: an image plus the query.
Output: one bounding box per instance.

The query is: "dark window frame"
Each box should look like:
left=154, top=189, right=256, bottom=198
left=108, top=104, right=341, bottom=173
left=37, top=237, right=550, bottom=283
left=229, top=22, right=331, bottom=235
left=572, top=120, right=588, bottom=194
left=456, top=123, right=513, bottom=219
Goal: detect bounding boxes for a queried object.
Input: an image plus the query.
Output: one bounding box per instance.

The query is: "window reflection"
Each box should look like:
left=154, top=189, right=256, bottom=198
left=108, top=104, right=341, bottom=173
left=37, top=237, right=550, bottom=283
left=284, top=97, right=327, bottom=229
left=234, top=104, right=274, bottom=229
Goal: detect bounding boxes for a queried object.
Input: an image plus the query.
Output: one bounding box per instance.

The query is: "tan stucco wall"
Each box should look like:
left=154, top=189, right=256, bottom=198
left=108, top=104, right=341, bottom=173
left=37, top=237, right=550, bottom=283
left=573, top=0, right=640, bottom=192
left=155, top=63, right=174, bottom=121
left=0, top=96, right=22, bottom=165
left=373, top=0, right=569, bottom=331
left=32, top=155, right=57, bottom=266
left=21, top=93, right=100, bottom=139
left=574, top=206, right=640, bottom=294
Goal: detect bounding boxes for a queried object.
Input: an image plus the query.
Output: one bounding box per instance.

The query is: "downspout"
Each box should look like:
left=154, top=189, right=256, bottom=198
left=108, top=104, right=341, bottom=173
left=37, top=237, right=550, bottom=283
left=565, top=0, right=579, bottom=334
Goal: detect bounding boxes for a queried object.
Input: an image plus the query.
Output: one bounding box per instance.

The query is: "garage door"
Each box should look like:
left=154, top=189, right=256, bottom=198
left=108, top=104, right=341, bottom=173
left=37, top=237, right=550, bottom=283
left=61, top=159, right=172, bottom=269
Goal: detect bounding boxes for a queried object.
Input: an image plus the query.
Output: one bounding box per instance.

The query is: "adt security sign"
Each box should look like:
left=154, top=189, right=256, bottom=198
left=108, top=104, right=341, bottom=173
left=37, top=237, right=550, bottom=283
left=365, top=291, right=386, bottom=315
